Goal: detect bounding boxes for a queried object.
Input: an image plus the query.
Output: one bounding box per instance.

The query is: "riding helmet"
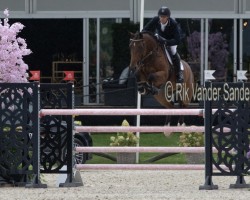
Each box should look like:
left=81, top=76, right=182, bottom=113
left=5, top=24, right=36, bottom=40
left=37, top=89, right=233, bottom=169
left=158, top=6, right=171, bottom=17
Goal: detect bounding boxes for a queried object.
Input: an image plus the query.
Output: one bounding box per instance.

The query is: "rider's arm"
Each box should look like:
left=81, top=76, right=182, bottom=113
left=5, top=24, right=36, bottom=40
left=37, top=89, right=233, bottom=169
left=165, top=19, right=181, bottom=46
left=142, top=16, right=159, bottom=32
left=167, top=18, right=181, bottom=46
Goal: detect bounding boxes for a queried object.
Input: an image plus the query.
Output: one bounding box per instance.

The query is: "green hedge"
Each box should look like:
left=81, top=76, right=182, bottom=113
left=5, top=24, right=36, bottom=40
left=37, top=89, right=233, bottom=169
left=111, top=22, right=139, bottom=77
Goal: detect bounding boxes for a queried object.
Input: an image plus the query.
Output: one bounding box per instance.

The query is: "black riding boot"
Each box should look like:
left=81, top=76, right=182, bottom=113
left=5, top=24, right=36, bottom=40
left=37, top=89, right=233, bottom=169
left=172, top=53, right=184, bottom=83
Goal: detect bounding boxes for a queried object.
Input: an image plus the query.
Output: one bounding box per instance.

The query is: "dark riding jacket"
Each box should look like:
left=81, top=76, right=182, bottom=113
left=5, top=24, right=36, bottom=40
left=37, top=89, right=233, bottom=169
left=143, top=16, right=181, bottom=46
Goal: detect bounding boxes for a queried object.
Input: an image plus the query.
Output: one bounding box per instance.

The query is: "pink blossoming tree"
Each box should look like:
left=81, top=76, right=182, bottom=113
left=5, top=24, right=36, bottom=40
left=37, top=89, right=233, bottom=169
left=0, top=9, right=31, bottom=83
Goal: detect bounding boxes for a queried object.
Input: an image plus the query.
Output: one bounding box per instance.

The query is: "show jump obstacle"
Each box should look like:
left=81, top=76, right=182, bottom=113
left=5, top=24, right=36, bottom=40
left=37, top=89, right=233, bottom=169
left=1, top=82, right=250, bottom=190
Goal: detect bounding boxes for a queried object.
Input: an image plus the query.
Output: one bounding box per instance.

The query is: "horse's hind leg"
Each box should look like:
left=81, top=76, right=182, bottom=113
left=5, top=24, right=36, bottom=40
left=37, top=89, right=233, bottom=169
left=177, top=102, right=186, bottom=126
left=163, top=115, right=172, bottom=137
left=165, top=115, right=171, bottom=126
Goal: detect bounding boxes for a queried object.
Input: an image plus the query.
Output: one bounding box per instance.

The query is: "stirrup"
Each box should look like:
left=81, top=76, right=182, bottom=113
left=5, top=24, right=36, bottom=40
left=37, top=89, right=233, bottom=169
left=177, top=78, right=183, bottom=83
left=176, top=78, right=184, bottom=83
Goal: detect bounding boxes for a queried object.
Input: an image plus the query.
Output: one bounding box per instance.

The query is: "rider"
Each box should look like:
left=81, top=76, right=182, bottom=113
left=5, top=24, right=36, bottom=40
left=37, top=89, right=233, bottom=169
left=142, top=6, right=184, bottom=83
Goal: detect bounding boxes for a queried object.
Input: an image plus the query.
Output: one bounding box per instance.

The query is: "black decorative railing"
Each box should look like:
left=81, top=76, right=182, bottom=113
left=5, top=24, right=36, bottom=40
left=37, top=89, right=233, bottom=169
left=201, top=82, right=250, bottom=189
left=0, top=82, right=82, bottom=187
left=40, top=83, right=82, bottom=187
left=0, top=83, right=41, bottom=187
left=40, top=83, right=73, bottom=174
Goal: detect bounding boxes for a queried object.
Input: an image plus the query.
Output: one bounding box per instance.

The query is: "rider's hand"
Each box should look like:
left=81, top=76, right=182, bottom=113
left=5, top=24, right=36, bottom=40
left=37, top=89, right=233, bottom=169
left=154, top=33, right=159, bottom=40
left=155, top=33, right=167, bottom=45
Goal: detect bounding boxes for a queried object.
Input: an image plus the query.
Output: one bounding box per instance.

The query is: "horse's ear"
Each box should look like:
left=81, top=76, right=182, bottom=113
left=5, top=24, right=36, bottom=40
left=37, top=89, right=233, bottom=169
left=139, top=32, right=143, bottom=39
left=129, top=32, right=135, bottom=38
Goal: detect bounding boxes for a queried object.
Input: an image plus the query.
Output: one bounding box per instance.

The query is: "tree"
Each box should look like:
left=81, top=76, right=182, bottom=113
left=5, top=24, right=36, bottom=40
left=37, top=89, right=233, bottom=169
left=0, top=9, right=31, bottom=83
left=187, top=31, right=229, bottom=76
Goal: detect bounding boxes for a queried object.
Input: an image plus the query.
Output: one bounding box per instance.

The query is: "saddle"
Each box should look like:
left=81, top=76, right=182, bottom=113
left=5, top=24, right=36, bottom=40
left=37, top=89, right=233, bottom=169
left=161, top=45, right=184, bottom=72
left=163, top=46, right=173, bottom=66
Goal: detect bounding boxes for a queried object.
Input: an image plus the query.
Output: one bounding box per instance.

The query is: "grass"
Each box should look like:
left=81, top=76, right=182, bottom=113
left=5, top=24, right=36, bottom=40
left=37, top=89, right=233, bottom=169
left=86, top=132, right=187, bottom=164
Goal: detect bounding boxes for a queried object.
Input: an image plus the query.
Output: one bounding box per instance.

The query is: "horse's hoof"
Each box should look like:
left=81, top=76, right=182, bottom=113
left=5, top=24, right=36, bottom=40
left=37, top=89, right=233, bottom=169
left=151, top=90, right=159, bottom=95
left=163, top=132, right=172, bottom=137
left=138, top=88, right=146, bottom=95
left=177, top=122, right=186, bottom=126
left=138, top=88, right=144, bottom=94
left=163, top=124, right=172, bottom=137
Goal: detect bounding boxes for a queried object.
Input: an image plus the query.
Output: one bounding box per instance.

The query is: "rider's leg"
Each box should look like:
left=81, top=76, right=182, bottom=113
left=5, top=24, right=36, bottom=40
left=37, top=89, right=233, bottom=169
left=170, top=46, right=184, bottom=83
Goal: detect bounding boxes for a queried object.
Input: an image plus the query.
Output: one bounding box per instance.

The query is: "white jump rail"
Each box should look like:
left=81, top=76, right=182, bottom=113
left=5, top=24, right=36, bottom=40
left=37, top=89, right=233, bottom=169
left=40, top=108, right=205, bottom=116
left=75, top=126, right=231, bottom=133
left=76, top=146, right=217, bottom=153
left=40, top=108, right=236, bottom=117
left=76, top=164, right=231, bottom=171
left=75, top=126, right=205, bottom=133
left=75, top=146, right=233, bottom=171
left=76, top=164, right=206, bottom=170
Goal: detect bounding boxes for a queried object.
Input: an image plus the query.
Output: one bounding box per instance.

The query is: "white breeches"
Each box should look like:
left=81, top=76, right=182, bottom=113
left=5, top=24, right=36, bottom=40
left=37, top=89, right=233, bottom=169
left=169, top=45, right=177, bottom=55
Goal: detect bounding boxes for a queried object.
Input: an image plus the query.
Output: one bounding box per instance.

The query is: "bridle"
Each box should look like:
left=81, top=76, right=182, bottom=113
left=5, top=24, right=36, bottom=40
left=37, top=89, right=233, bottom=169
left=129, top=33, right=165, bottom=95
left=130, top=38, right=158, bottom=69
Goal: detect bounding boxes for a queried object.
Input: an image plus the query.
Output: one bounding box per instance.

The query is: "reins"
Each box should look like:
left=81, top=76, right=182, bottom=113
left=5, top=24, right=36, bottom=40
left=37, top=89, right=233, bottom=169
left=139, top=49, right=154, bottom=66
left=130, top=38, right=158, bottom=69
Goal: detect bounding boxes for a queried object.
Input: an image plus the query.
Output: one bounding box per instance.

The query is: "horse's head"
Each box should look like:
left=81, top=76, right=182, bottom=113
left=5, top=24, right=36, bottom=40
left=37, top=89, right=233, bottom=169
left=129, top=31, right=145, bottom=71
left=129, top=31, right=159, bottom=70
left=129, top=31, right=162, bottom=95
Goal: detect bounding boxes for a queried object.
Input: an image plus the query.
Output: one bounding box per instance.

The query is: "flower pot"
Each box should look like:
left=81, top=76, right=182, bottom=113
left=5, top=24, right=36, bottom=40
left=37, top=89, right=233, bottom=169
left=185, top=153, right=205, bottom=164
left=116, top=153, right=136, bottom=164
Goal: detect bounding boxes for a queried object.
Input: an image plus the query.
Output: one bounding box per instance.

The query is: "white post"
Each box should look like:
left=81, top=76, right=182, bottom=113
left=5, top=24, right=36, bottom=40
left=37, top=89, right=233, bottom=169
left=139, top=0, right=144, bottom=31
left=136, top=0, right=144, bottom=164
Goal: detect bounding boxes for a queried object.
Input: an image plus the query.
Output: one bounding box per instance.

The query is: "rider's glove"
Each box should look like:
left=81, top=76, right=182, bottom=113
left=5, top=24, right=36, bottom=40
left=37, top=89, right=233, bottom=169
left=154, top=33, right=167, bottom=45
left=154, top=33, right=159, bottom=39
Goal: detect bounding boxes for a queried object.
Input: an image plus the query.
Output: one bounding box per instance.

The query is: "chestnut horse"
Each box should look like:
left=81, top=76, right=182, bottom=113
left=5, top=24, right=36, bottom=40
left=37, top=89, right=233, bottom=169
left=129, top=31, right=194, bottom=126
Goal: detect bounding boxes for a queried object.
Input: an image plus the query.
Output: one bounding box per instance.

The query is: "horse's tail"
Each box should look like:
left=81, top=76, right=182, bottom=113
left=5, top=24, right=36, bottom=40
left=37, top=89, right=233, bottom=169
left=182, top=60, right=195, bottom=84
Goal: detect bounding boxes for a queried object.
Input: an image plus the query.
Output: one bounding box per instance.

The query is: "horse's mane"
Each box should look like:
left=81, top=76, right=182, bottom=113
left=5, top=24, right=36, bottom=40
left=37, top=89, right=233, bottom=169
left=140, top=31, right=158, bottom=43
left=132, top=31, right=158, bottom=43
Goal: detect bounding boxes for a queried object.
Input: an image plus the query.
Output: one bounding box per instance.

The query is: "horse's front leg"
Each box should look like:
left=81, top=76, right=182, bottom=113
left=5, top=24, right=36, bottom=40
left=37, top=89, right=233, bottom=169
left=145, top=71, right=167, bottom=95
left=147, top=70, right=167, bottom=88
left=177, top=103, right=186, bottom=126
left=134, top=69, right=149, bottom=94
